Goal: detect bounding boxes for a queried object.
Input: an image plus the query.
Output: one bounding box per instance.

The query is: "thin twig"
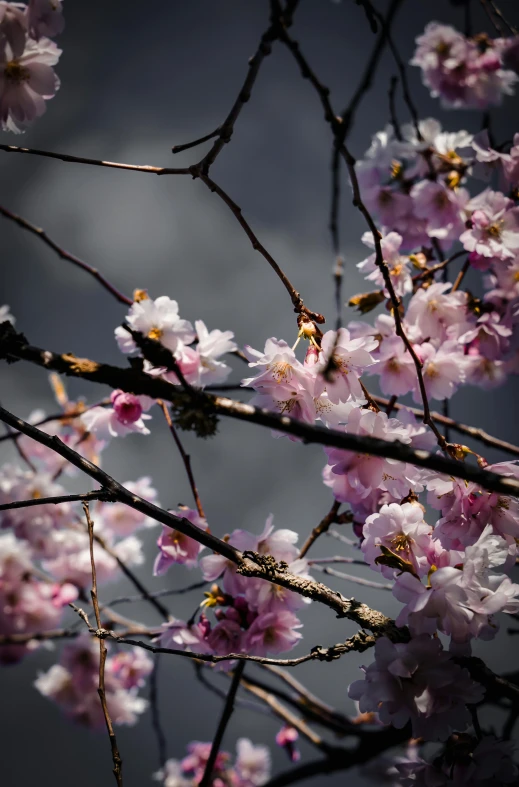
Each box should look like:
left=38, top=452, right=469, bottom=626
left=196, top=171, right=324, bottom=323
left=0, top=143, right=190, bottom=175
left=106, top=581, right=208, bottom=608
left=451, top=258, right=471, bottom=292
left=92, top=530, right=170, bottom=621
left=172, top=127, right=221, bottom=154
left=0, top=205, right=132, bottom=305
left=84, top=502, right=123, bottom=787
left=0, top=489, right=110, bottom=512
left=159, top=401, right=205, bottom=518
left=197, top=1, right=299, bottom=173
left=299, top=501, right=342, bottom=558
left=312, top=564, right=392, bottom=591
left=199, top=662, right=245, bottom=787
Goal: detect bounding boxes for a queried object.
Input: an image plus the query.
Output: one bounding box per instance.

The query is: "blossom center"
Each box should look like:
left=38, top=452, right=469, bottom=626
left=269, top=361, right=292, bottom=382
left=390, top=532, right=413, bottom=552
left=486, top=222, right=502, bottom=238
left=147, top=327, right=163, bottom=341
left=4, top=61, right=30, bottom=83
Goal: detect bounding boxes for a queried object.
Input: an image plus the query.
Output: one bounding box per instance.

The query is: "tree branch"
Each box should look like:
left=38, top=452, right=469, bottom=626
left=0, top=204, right=132, bottom=306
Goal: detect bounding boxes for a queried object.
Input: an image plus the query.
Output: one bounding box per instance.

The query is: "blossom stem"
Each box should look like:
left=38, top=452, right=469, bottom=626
left=158, top=401, right=205, bottom=518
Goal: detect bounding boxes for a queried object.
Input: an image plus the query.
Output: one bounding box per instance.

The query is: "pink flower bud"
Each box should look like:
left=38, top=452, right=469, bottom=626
left=110, top=390, right=143, bottom=424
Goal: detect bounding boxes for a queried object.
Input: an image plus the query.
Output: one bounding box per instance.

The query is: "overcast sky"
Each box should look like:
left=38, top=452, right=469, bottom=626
left=1, top=1, right=519, bottom=785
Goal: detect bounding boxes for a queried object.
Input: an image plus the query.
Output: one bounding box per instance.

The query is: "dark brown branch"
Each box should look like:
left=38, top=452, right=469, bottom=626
left=3, top=338, right=519, bottom=496
left=84, top=503, right=123, bottom=787
left=0, top=205, right=132, bottom=306
left=0, top=489, right=110, bottom=512
left=371, top=395, right=519, bottom=458
left=199, top=662, right=245, bottom=787
left=0, top=404, right=408, bottom=638
left=0, top=143, right=190, bottom=175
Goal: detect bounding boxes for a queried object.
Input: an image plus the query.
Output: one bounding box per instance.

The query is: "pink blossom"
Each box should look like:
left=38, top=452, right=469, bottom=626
left=80, top=393, right=154, bottom=439
left=0, top=466, right=71, bottom=556
left=323, top=408, right=422, bottom=505
left=362, top=502, right=433, bottom=579
left=412, top=23, right=518, bottom=109
left=153, top=508, right=208, bottom=574
left=0, top=35, right=61, bottom=132
left=243, top=610, right=302, bottom=656
left=115, top=295, right=195, bottom=355
left=0, top=2, right=27, bottom=58
left=235, top=738, right=271, bottom=786
left=415, top=341, right=467, bottom=402
left=393, top=566, right=472, bottom=643
left=35, top=637, right=149, bottom=727
left=206, top=619, right=243, bottom=656
left=460, top=189, right=519, bottom=261
left=410, top=180, right=468, bottom=243
left=43, top=531, right=143, bottom=587
left=108, top=649, right=153, bottom=690
left=179, top=319, right=237, bottom=388
left=314, top=327, right=377, bottom=404
left=348, top=634, right=484, bottom=741
left=247, top=558, right=311, bottom=614
left=28, top=0, right=64, bottom=40
left=458, top=311, right=512, bottom=360
left=357, top=231, right=413, bottom=298
left=275, top=726, right=300, bottom=763
left=406, top=283, right=467, bottom=343
left=0, top=533, right=77, bottom=664
left=369, top=335, right=417, bottom=397
left=242, top=338, right=310, bottom=397
left=158, top=617, right=211, bottom=654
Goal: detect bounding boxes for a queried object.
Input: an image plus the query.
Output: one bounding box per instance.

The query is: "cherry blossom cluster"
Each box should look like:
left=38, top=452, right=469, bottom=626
left=2, top=11, right=519, bottom=786
left=115, top=292, right=237, bottom=392
left=412, top=22, right=519, bottom=108
left=0, top=0, right=63, bottom=132
left=155, top=738, right=271, bottom=787
left=157, top=514, right=309, bottom=659
left=35, top=635, right=152, bottom=727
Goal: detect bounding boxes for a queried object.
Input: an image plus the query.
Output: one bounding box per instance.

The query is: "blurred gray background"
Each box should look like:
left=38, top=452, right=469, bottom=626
left=1, top=1, right=519, bottom=785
